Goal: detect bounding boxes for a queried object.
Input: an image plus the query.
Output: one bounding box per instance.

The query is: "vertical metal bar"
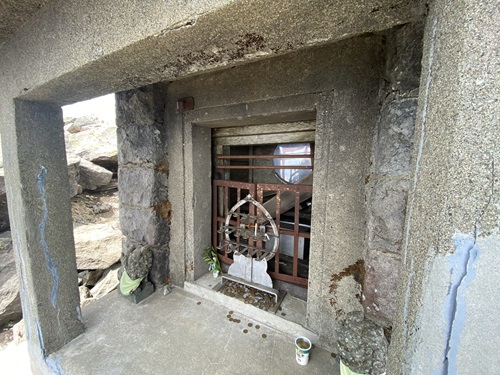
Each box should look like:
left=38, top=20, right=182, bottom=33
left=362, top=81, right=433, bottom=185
left=224, top=185, right=229, bottom=255
left=224, top=186, right=229, bottom=217
left=248, top=184, right=256, bottom=253
left=236, top=188, right=241, bottom=245
left=293, top=189, right=300, bottom=278
left=212, top=146, right=225, bottom=255
left=256, top=185, right=263, bottom=256
left=249, top=145, right=254, bottom=183
left=275, top=190, right=281, bottom=276
left=217, top=186, right=224, bottom=217
left=212, top=180, right=218, bottom=252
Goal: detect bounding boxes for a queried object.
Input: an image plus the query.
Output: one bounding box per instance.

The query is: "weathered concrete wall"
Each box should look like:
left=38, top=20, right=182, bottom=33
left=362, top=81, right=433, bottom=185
left=363, top=22, right=423, bottom=325
left=116, top=84, right=170, bottom=286
left=166, top=35, right=384, bottom=351
left=388, top=1, right=499, bottom=374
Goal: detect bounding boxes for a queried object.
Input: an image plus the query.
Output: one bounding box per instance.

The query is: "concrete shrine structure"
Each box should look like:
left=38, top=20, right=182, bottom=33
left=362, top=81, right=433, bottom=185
left=0, top=1, right=498, bottom=374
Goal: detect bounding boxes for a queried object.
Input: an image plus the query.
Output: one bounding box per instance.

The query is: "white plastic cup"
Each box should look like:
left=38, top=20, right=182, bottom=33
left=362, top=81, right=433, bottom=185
left=295, top=336, right=312, bottom=365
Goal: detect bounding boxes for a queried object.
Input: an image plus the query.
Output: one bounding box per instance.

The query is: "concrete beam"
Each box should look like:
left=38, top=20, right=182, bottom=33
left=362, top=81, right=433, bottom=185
left=388, top=0, right=499, bottom=373
left=0, top=0, right=425, bottom=105
left=0, top=0, right=51, bottom=46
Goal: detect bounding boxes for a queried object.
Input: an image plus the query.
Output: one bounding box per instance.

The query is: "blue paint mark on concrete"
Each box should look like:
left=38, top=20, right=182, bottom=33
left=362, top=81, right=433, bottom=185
left=439, top=234, right=479, bottom=375
left=76, top=305, right=83, bottom=324
left=35, top=319, right=46, bottom=357
left=46, top=357, right=67, bottom=375
left=36, top=166, right=59, bottom=308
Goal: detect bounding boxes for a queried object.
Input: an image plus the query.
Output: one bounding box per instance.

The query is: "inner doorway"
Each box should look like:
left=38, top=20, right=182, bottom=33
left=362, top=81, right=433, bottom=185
left=211, top=122, right=315, bottom=293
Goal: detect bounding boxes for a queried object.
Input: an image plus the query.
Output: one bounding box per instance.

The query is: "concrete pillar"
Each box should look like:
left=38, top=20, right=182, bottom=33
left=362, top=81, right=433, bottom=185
left=116, top=84, right=170, bottom=285
left=363, top=22, right=423, bottom=325
left=182, top=123, right=212, bottom=282
left=307, top=90, right=375, bottom=351
left=388, top=1, right=499, bottom=373
left=3, top=100, right=84, bottom=369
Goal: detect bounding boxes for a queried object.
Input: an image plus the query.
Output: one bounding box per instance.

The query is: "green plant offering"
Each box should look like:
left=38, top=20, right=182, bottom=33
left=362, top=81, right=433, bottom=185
left=202, top=246, right=222, bottom=277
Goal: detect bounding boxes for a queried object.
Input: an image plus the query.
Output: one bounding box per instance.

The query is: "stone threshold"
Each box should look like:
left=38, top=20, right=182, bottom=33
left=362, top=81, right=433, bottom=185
left=184, top=272, right=318, bottom=343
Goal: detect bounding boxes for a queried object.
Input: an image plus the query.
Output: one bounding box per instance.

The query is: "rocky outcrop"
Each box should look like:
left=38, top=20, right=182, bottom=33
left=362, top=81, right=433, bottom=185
left=79, top=262, right=120, bottom=306
left=65, top=124, right=118, bottom=168
left=89, top=263, right=120, bottom=300
left=64, top=117, right=117, bottom=196
left=78, top=269, right=104, bottom=287
left=12, top=319, right=25, bottom=345
left=0, top=116, right=121, bottom=331
left=67, top=154, right=83, bottom=197
left=72, top=192, right=122, bottom=307
left=74, top=223, right=122, bottom=270
left=0, top=232, right=21, bottom=328
left=78, top=158, right=113, bottom=191
left=0, top=177, right=9, bottom=232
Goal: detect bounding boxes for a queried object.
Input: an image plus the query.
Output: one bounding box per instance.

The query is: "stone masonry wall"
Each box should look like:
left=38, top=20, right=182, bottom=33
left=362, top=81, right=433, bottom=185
left=116, top=83, right=170, bottom=285
left=363, top=22, right=424, bottom=325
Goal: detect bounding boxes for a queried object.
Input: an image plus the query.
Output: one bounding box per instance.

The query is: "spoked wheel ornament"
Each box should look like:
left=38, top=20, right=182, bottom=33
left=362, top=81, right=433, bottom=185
left=218, top=194, right=280, bottom=301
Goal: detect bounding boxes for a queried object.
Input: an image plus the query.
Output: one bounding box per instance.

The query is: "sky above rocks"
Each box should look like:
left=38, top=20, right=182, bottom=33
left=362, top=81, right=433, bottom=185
left=63, top=94, right=115, bottom=125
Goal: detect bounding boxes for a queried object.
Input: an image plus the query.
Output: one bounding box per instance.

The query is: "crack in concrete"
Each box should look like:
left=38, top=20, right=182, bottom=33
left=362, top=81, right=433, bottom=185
left=401, top=257, right=414, bottom=348
left=202, top=326, right=233, bottom=374
left=270, top=334, right=276, bottom=358
left=436, top=157, right=495, bottom=375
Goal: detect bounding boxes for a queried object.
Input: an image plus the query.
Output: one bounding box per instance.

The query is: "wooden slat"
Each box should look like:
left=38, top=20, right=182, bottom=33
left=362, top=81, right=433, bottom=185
left=213, top=121, right=315, bottom=138
left=214, top=130, right=316, bottom=146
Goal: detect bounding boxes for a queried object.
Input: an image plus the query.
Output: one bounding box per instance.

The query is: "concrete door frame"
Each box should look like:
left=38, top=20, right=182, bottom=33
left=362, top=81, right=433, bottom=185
left=168, top=91, right=369, bottom=348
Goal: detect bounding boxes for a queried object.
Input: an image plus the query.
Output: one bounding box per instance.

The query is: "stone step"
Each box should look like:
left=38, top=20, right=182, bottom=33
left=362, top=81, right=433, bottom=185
left=184, top=272, right=319, bottom=344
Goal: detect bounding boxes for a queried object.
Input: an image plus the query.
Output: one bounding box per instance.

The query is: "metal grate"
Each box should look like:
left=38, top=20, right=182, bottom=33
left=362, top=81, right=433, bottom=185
left=213, top=179, right=312, bottom=287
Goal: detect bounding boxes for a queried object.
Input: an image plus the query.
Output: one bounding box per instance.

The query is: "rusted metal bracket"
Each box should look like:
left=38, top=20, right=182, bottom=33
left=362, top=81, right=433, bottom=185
left=176, top=97, right=194, bottom=112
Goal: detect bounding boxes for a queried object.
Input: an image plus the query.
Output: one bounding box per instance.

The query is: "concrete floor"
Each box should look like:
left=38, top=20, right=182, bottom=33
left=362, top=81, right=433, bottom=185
left=53, top=286, right=340, bottom=375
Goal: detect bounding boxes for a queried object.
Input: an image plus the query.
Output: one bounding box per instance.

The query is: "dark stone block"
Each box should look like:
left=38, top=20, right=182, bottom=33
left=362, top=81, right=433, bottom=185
left=373, top=99, right=417, bottom=175
left=119, top=205, right=169, bottom=246
left=119, top=279, right=155, bottom=304
left=385, top=22, right=424, bottom=95
left=367, top=179, right=409, bottom=254
left=117, top=124, right=165, bottom=165
left=116, top=84, right=167, bottom=128
left=149, top=245, right=170, bottom=285
left=363, top=251, right=401, bottom=324
left=118, top=166, right=168, bottom=208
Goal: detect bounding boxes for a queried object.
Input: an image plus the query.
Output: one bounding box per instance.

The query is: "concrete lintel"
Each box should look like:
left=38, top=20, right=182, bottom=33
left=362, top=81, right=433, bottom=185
left=1, top=0, right=425, bottom=105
